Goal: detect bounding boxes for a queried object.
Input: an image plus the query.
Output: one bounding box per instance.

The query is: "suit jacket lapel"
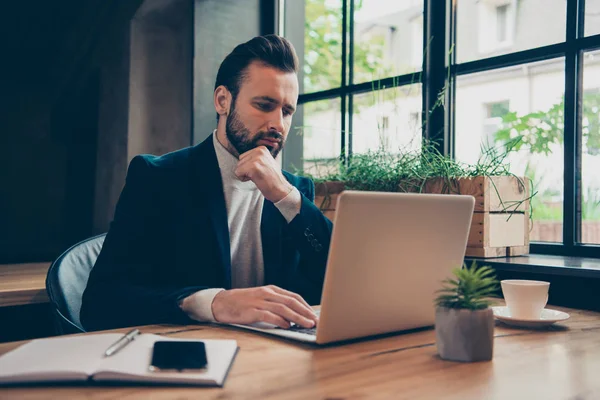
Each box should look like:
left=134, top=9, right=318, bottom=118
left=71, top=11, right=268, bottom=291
left=261, top=200, right=284, bottom=287
left=189, top=135, right=232, bottom=289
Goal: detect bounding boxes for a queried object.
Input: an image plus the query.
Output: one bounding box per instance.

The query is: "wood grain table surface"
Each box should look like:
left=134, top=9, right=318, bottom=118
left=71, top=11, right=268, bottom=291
left=0, top=303, right=599, bottom=399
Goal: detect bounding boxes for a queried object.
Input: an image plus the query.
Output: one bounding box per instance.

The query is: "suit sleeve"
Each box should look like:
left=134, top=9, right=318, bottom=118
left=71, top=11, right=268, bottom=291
left=80, top=156, right=206, bottom=331
left=286, top=179, right=333, bottom=304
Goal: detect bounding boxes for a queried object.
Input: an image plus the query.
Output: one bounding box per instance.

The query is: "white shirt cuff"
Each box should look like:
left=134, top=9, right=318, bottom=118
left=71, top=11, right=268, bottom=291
left=274, top=187, right=301, bottom=223
left=180, top=288, right=225, bottom=322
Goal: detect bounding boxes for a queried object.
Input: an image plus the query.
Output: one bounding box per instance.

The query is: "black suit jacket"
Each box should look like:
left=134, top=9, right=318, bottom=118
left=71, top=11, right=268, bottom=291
left=80, top=134, right=333, bottom=331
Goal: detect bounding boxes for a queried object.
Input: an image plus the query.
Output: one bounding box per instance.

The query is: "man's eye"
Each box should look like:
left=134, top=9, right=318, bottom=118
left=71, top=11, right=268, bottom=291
left=257, top=103, right=271, bottom=111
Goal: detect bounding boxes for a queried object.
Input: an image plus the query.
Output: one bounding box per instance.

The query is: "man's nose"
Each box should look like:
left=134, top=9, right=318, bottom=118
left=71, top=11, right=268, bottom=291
left=267, top=109, right=285, bottom=134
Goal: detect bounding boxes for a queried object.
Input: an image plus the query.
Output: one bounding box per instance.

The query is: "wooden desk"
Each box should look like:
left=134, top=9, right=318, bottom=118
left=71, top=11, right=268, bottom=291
left=1, top=305, right=600, bottom=399
left=0, top=263, right=50, bottom=307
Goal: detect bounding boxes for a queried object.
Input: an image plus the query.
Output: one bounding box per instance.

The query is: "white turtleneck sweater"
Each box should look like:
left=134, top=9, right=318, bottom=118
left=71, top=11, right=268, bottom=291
left=182, top=132, right=301, bottom=322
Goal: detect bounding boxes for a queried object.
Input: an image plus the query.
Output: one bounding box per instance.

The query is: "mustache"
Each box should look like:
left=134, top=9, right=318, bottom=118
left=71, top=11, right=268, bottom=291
left=257, top=131, right=283, bottom=142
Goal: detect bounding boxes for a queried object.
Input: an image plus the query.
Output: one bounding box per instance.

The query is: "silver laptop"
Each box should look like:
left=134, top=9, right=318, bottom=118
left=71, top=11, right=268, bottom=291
left=227, top=190, right=475, bottom=344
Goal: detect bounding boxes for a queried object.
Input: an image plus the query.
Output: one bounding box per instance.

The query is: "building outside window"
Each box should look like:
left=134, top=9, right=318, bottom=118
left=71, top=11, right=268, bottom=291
left=476, top=0, right=515, bottom=55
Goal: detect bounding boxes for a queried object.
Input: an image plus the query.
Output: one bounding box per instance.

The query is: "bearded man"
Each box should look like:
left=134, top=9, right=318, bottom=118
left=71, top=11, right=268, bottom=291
left=80, top=35, right=332, bottom=332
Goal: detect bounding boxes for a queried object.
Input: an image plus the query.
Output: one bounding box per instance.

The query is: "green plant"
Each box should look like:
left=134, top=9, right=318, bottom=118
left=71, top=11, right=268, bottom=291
left=495, top=91, right=600, bottom=156
left=303, top=140, right=515, bottom=183
left=493, top=92, right=600, bottom=224
left=434, top=262, right=498, bottom=310
left=298, top=137, right=535, bottom=216
left=304, top=0, right=393, bottom=96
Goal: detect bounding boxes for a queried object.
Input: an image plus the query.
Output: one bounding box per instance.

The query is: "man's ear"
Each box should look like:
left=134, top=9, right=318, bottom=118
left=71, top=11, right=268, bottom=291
left=214, top=86, right=231, bottom=117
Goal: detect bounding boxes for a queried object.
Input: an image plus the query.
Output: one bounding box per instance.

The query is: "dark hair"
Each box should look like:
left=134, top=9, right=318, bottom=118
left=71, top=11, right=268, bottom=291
left=214, top=34, right=299, bottom=121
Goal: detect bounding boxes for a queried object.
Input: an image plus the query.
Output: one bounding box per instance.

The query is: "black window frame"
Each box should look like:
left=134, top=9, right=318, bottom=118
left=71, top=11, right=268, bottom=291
left=287, top=0, right=428, bottom=165
left=450, top=0, right=600, bottom=258
left=278, top=0, right=600, bottom=259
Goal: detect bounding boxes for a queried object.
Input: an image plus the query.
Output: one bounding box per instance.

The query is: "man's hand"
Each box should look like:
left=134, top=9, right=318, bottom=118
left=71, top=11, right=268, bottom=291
left=211, top=285, right=319, bottom=329
left=235, top=146, right=293, bottom=202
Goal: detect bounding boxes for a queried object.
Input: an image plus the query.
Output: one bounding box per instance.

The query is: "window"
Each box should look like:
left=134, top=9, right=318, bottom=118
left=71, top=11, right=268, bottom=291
left=475, top=0, right=515, bottom=55
left=586, top=0, right=600, bottom=37
left=495, top=4, right=509, bottom=43
left=284, top=0, right=424, bottom=175
left=411, top=14, right=424, bottom=68
left=453, top=0, right=600, bottom=256
left=381, top=116, right=389, bottom=131
left=458, top=0, right=566, bottom=63
left=352, top=84, right=422, bottom=153
left=301, top=0, right=343, bottom=93
left=456, top=60, right=566, bottom=242
left=353, top=0, right=423, bottom=83
left=485, top=100, right=510, bottom=119
left=582, top=53, right=600, bottom=245
left=295, top=98, right=342, bottom=178
left=482, top=100, right=510, bottom=150
left=282, top=0, right=600, bottom=258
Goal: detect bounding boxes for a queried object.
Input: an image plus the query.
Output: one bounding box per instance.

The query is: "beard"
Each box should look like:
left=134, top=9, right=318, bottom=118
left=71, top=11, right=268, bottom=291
left=225, top=103, right=284, bottom=159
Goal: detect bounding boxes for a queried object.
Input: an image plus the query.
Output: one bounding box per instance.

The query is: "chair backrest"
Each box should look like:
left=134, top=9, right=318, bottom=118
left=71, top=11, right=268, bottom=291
left=46, top=233, right=106, bottom=334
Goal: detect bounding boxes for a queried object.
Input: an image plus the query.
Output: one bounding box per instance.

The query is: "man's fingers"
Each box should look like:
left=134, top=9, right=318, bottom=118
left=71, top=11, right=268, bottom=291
left=238, top=149, right=256, bottom=161
left=235, top=157, right=266, bottom=182
left=238, top=147, right=256, bottom=160
left=260, top=301, right=315, bottom=329
left=256, top=310, right=290, bottom=329
left=269, top=286, right=315, bottom=314
left=264, top=292, right=318, bottom=324
left=234, top=160, right=252, bottom=181
left=212, top=288, right=316, bottom=329
left=239, top=146, right=268, bottom=161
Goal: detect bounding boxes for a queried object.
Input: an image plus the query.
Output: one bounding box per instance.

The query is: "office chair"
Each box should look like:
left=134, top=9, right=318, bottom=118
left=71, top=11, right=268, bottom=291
left=46, top=233, right=106, bottom=334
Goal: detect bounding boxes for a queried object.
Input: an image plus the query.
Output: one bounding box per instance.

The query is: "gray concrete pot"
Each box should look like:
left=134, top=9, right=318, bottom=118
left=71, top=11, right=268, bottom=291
left=435, top=307, right=494, bottom=362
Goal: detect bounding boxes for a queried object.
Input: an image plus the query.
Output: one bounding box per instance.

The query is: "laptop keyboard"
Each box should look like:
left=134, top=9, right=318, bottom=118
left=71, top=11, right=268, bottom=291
left=280, top=310, right=320, bottom=336
left=286, top=325, right=317, bottom=335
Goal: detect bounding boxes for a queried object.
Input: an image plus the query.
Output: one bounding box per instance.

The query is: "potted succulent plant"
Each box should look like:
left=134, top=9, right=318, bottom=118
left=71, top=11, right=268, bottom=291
left=434, top=262, right=498, bottom=362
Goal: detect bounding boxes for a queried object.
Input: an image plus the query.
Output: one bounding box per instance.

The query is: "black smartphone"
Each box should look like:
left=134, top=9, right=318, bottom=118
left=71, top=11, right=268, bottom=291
left=149, top=341, right=208, bottom=372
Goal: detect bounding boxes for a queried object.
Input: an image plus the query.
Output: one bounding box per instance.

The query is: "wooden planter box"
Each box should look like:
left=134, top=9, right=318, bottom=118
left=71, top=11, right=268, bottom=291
left=314, top=176, right=530, bottom=258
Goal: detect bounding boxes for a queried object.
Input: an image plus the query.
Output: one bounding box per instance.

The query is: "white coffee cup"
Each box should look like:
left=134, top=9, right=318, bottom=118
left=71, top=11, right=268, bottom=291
left=501, top=280, right=550, bottom=320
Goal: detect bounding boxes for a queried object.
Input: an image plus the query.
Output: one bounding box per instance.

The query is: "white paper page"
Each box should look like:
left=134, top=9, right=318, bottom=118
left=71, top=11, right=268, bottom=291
left=0, top=333, right=124, bottom=383
left=94, top=334, right=238, bottom=386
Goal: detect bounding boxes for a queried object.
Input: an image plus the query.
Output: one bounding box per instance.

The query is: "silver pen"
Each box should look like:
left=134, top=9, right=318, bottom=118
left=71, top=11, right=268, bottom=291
left=103, top=328, right=141, bottom=357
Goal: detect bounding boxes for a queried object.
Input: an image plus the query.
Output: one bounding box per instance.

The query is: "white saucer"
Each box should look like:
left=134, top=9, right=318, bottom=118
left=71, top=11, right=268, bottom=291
left=492, top=306, right=570, bottom=328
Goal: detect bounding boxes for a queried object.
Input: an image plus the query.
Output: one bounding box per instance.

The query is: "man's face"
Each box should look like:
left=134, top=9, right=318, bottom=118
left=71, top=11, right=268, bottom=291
left=225, top=61, right=299, bottom=158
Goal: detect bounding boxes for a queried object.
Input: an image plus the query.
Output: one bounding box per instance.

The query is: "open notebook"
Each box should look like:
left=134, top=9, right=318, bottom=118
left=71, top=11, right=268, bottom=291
left=0, top=333, right=238, bottom=386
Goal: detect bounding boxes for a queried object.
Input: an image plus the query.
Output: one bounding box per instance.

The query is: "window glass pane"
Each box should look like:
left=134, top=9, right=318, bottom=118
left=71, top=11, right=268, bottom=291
left=496, top=5, right=508, bottom=42
left=295, top=98, right=342, bottom=177
left=456, top=0, right=566, bottom=63
left=302, top=0, right=343, bottom=93
left=585, top=0, right=600, bottom=37
left=352, top=0, right=424, bottom=84
left=582, top=50, right=600, bottom=244
left=455, top=59, right=566, bottom=243
left=351, top=84, right=422, bottom=153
